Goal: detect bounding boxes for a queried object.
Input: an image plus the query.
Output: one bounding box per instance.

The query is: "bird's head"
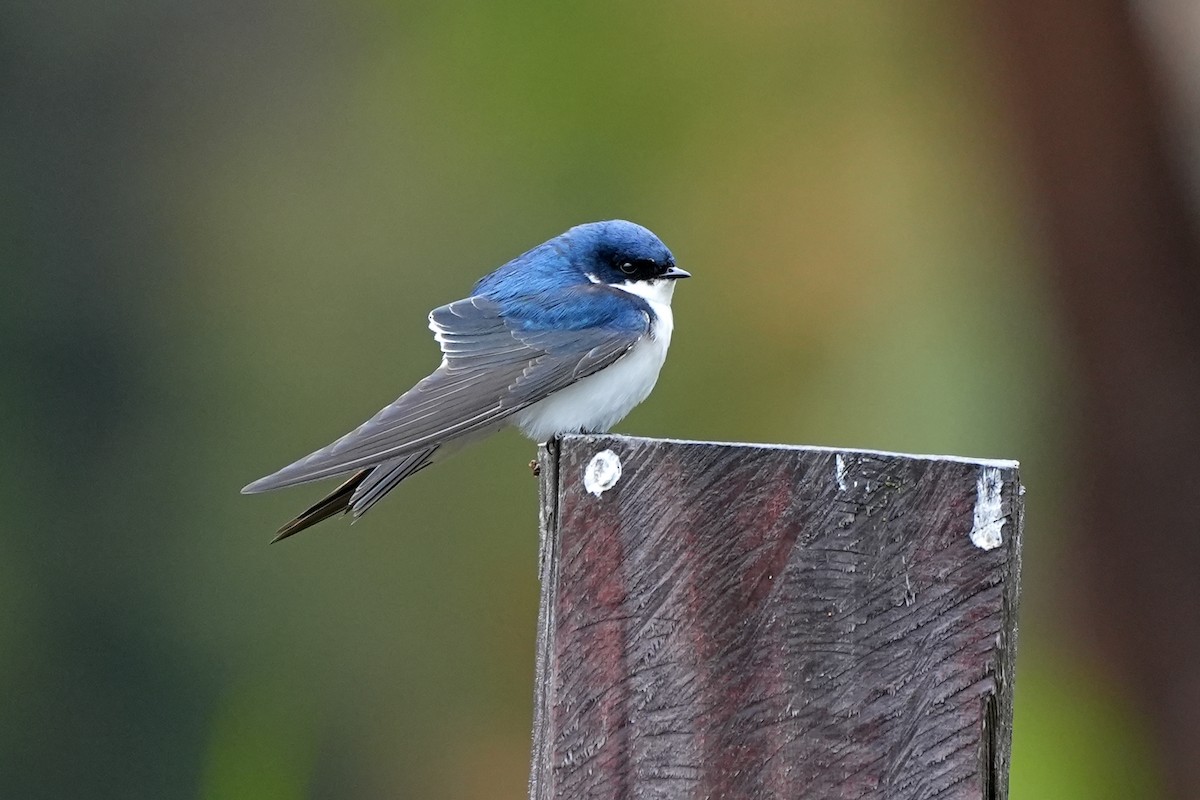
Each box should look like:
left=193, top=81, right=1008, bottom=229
left=566, top=220, right=690, bottom=288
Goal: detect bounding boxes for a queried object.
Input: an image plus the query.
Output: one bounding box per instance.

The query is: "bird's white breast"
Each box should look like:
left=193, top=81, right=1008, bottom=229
left=513, top=279, right=676, bottom=442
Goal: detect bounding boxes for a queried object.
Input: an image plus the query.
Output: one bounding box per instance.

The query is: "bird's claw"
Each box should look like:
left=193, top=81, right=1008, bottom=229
left=529, top=459, right=541, bottom=477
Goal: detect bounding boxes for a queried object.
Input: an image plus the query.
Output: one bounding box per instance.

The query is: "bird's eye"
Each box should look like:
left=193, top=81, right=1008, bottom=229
left=619, top=261, right=637, bottom=275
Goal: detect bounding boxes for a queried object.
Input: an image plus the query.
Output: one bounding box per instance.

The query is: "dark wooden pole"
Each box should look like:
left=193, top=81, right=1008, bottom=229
left=530, top=434, right=1024, bottom=800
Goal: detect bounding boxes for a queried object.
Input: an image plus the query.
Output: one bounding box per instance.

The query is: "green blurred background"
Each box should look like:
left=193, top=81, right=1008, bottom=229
left=4, top=2, right=1195, bottom=798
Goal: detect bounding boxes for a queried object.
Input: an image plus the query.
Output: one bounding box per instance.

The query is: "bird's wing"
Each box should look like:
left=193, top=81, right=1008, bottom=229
left=242, top=290, right=648, bottom=493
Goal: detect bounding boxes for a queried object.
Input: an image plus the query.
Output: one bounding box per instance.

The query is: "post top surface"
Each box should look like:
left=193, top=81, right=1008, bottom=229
left=557, top=433, right=1020, bottom=471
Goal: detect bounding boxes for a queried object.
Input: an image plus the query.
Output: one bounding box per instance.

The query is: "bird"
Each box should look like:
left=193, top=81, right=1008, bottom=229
left=242, top=219, right=689, bottom=540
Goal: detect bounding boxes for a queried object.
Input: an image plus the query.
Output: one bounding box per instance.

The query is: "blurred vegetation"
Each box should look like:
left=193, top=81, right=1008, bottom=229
left=0, top=1, right=1167, bottom=798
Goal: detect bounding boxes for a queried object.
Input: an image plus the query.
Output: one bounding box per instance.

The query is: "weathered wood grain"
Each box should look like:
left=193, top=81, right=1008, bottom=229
left=530, top=434, right=1022, bottom=800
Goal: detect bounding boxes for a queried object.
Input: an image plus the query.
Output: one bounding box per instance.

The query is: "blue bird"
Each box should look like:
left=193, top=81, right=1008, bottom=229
left=242, top=220, right=689, bottom=540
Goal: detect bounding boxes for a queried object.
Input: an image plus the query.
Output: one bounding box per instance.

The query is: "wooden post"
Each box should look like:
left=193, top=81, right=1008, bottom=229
left=530, top=434, right=1023, bottom=800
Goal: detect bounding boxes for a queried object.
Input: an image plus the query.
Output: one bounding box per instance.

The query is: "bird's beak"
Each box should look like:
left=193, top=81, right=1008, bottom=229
left=662, top=266, right=691, bottom=280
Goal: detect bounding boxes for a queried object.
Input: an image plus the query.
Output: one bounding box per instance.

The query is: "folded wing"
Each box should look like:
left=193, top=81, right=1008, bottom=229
left=242, top=289, right=648, bottom=493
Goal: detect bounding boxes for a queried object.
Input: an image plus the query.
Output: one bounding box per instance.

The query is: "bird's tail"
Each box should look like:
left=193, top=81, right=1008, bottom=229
left=272, top=470, right=370, bottom=542
left=271, top=447, right=439, bottom=542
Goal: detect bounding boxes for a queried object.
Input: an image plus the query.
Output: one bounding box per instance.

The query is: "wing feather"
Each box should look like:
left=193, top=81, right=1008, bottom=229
left=242, top=289, right=646, bottom=493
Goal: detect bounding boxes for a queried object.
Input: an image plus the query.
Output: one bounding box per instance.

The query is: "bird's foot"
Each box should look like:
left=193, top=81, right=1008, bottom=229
left=529, top=459, right=541, bottom=477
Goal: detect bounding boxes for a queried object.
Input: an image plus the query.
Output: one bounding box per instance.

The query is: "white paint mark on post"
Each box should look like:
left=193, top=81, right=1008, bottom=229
left=835, top=454, right=848, bottom=491
left=970, top=466, right=1005, bottom=550
left=584, top=450, right=622, bottom=497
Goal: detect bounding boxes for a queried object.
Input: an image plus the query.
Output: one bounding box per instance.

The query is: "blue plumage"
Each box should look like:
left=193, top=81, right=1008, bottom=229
left=474, top=220, right=675, bottom=296
left=494, top=285, right=647, bottom=334
left=474, top=220, right=676, bottom=333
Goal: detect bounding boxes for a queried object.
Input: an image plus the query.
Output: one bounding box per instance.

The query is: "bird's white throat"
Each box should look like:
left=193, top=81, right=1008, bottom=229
left=612, top=276, right=676, bottom=305
left=611, top=278, right=675, bottom=341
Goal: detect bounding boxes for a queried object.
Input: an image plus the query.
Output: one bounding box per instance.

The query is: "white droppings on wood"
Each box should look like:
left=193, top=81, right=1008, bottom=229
left=584, top=449, right=622, bottom=497
left=835, top=454, right=848, bottom=491
left=970, top=466, right=1005, bottom=550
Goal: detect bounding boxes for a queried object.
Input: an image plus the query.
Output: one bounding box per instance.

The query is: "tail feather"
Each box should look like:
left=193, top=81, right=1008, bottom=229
left=268, top=447, right=439, bottom=542
left=271, top=470, right=370, bottom=542
left=348, top=448, right=438, bottom=517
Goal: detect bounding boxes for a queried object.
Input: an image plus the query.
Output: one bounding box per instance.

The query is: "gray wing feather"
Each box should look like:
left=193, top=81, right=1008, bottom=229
left=242, top=295, right=644, bottom=493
